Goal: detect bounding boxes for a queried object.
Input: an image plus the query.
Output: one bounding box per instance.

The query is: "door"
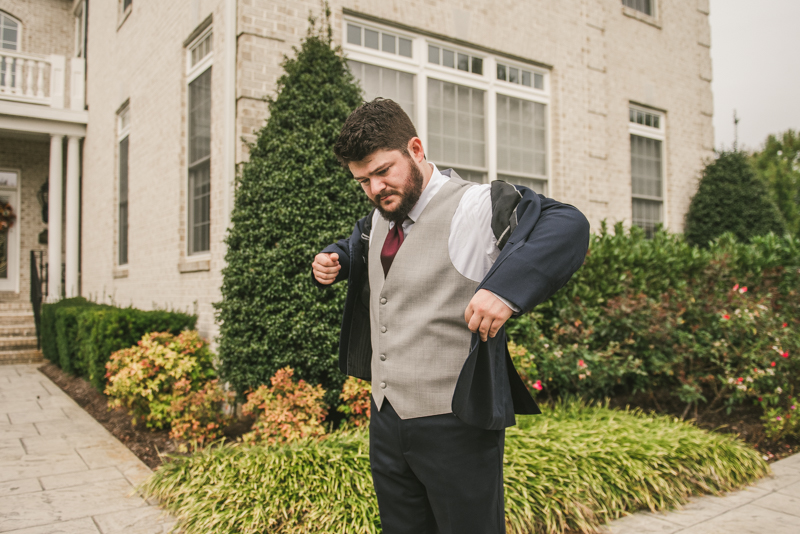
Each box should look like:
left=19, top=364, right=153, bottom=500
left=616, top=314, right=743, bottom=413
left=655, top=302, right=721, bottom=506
left=0, top=170, right=20, bottom=293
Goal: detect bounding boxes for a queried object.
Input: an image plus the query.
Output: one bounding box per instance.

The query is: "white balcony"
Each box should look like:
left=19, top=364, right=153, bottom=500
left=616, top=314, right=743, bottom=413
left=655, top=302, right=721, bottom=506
left=0, top=51, right=84, bottom=111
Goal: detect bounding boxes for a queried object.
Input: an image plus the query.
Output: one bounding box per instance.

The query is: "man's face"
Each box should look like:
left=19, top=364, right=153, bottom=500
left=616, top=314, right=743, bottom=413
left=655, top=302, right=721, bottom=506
left=349, top=149, right=424, bottom=224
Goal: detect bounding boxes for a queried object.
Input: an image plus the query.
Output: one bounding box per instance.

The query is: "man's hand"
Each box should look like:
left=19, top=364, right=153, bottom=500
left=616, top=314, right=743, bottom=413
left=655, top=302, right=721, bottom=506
left=465, top=289, right=514, bottom=342
left=312, top=253, right=341, bottom=285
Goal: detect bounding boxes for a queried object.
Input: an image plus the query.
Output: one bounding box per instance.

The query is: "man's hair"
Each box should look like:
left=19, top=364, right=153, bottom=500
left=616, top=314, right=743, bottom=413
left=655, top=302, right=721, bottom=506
left=334, top=98, right=418, bottom=167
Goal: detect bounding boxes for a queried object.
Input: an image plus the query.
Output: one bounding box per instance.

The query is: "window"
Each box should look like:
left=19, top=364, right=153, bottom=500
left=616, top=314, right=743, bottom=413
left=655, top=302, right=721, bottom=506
left=343, top=18, right=550, bottom=190
left=118, top=106, right=130, bottom=265
left=187, top=31, right=212, bottom=255
left=629, top=106, right=665, bottom=238
left=623, top=0, right=653, bottom=16
left=1, top=11, right=19, bottom=50
left=497, top=63, right=544, bottom=90
left=74, top=1, right=86, bottom=57
left=347, top=22, right=412, bottom=58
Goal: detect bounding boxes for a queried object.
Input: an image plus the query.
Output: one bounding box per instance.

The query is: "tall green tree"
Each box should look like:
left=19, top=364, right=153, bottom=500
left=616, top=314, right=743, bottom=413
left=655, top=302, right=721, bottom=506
left=215, top=13, right=367, bottom=404
left=684, top=150, right=785, bottom=247
left=750, top=130, right=800, bottom=237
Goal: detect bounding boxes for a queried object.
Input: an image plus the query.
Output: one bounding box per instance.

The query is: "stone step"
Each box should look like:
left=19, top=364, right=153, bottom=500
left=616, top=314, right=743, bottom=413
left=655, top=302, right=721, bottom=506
left=0, top=324, right=37, bottom=337
left=0, top=314, right=36, bottom=326
left=0, top=349, right=43, bottom=365
left=0, top=337, right=38, bottom=351
left=0, top=301, right=33, bottom=312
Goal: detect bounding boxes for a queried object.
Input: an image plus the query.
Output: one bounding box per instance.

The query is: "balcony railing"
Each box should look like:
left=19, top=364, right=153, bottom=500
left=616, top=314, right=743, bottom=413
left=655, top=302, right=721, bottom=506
left=0, top=51, right=85, bottom=110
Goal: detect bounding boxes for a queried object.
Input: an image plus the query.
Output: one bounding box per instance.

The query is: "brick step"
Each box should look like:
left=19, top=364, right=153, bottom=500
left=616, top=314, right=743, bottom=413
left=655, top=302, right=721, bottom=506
left=0, top=315, right=36, bottom=326
left=0, top=349, right=43, bottom=365
left=0, top=301, right=33, bottom=312
left=0, top=324, right=37, bottom=337
left=0, top=337, right=38, bottom=350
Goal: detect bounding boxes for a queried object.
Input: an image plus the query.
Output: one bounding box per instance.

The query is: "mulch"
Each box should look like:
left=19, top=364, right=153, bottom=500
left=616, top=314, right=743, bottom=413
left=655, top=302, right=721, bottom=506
left=38, top=362, right=798, bottom=471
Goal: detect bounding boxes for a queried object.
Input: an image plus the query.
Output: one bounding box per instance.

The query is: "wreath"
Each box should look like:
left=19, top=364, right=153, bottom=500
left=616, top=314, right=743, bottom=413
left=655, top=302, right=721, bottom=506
left=0, top=202, right=16, bottom=232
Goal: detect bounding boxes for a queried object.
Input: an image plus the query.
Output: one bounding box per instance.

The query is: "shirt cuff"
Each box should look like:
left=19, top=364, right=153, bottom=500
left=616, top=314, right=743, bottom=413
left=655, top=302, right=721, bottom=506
left=489, top=291, right=520, bottom=313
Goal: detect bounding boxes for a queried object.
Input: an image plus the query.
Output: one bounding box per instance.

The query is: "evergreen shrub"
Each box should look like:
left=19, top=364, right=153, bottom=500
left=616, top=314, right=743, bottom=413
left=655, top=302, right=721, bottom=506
left=216, top=14, right=367, bottom=405
left=40, top=299, right=196, bottom=390
left=750, top=129, right=800, bottom=237
left=684, top=150, right=785, bottom=247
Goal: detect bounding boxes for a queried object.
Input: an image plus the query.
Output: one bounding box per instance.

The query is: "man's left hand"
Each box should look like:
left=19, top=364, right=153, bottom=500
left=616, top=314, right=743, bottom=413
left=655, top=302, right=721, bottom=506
left=465, top=289, right=514, bottom=342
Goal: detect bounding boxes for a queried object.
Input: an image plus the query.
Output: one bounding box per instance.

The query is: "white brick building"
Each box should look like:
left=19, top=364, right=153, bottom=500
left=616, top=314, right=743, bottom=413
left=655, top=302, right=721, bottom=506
left=0, top=0, right=714, bottom=341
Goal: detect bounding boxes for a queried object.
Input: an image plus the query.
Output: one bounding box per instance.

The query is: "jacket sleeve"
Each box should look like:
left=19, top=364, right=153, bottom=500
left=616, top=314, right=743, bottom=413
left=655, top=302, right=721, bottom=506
left=480, top=187, right=590, bottom=314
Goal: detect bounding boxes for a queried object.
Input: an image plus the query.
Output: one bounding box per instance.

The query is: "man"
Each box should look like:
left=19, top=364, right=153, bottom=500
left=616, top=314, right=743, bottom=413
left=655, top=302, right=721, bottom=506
left=312, top=98, right=589, bottom=533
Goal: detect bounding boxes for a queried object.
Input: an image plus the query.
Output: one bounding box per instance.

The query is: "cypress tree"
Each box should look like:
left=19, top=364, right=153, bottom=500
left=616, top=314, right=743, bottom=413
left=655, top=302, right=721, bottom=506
left=215, top=12, right=367, bottom=405
left=684, top=150, right=785, bottom=247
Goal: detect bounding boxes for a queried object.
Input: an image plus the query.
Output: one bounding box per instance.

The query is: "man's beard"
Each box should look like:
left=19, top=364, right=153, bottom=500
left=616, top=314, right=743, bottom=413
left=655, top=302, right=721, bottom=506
left=370, top=157, right=424, bottom=224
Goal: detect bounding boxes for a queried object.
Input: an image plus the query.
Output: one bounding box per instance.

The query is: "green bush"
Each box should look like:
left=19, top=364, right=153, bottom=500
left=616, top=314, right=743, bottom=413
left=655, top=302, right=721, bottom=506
left=216, top=13, right=367, bottom=405
left=685, top=150, right=785, bottom=247
left=41, top=299, right=197, bottom=390
left=141, top=401, right=768, bottom=534
left=750, top=129, right=800, bottom=237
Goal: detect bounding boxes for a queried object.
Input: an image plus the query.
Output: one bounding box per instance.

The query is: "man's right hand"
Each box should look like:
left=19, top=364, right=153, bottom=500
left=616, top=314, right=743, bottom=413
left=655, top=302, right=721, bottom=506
left=312, top=253, right=341, bottom=285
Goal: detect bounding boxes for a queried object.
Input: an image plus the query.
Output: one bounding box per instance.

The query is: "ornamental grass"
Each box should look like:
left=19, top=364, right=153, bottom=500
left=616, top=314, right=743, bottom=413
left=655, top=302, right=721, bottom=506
left=140, top=400, right=768, bottom=534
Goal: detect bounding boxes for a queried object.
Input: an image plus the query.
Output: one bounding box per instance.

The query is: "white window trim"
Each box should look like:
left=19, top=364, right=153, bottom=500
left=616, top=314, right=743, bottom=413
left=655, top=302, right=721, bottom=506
left=628, top=105, right=667, bottom=231
left=0, top=10, right=22, bottom=51
left=185, top=28, right=213, bottom=259
left=342, top=16, right=551, bottom=192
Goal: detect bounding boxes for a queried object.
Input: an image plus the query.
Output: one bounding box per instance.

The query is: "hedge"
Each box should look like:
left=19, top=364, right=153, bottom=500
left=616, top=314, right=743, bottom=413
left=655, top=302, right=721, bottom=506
left=40, top=298, right=197, bottom=390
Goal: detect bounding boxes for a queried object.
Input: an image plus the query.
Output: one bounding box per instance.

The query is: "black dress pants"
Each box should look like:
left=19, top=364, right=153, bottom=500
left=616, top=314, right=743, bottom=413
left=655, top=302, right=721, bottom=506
left=369, top=398, right=506, bottom=534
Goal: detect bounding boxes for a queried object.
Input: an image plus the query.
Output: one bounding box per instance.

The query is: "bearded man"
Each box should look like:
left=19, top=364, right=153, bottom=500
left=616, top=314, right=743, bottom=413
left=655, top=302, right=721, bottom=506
left=312, top=98, right=589, bottom=534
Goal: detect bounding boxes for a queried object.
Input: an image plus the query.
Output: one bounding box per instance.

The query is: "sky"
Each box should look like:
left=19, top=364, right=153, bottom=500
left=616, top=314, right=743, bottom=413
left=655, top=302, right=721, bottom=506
left=709, top=0, right=800, bottom=152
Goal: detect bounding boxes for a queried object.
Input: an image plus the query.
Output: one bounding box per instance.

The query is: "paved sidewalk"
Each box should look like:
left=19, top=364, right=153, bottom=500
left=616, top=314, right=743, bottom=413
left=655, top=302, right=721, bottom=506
left=0, top=364, right=174, bottom=534
left=603, top=450, right=800, bottom=533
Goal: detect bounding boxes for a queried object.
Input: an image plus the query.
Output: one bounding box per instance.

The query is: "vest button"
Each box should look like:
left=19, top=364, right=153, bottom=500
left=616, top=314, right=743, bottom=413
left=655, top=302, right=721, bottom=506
left=381, top=326, right=387, bottom=333
left=380, top=354, right=386, bottom=361
left=380, top=382, right=386, bottom=389
left=380, top=297, right=387, bottom=304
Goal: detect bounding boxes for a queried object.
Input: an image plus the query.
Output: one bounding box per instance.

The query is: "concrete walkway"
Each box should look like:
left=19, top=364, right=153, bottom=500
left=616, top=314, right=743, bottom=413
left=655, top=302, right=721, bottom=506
left=0, top=364, right=174, bottom=534
left=1, top=363, right=799, bottom=534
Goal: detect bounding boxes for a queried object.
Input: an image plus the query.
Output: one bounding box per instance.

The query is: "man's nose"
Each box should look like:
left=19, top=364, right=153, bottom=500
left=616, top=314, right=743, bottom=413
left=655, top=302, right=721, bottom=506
left=370, top=178, right=386, bottom=197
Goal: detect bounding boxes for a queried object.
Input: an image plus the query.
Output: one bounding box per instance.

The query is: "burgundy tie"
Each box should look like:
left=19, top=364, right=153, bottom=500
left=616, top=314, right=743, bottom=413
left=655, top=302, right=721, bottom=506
left=380, top=221, right=405, bottom=276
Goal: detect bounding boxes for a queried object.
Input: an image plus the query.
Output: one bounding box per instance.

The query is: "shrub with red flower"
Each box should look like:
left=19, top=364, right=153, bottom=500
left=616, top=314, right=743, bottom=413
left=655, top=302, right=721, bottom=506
left=241, top=367, right=328, bottom=445
left=169, top=379, right=235, bottom=450
left=337, top=376, right=371, bottom=427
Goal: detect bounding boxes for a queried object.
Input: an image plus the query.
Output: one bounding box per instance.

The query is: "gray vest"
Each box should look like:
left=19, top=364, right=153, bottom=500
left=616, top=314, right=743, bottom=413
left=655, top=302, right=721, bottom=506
left=369, top=176, right=479, bottom=419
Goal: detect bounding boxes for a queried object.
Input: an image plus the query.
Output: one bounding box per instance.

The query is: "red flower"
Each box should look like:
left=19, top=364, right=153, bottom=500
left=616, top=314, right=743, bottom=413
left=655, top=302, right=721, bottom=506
left=733, top=284, right=739, bottom=291
left=740, top=286, right=748, bottom=293
left=783, top=352, right=789, bottom=358
left=783, top=323, right=788, bottom=328
left=577, top=360, right=587, bottom=368
left=771, top=361, right=776, bottom=367
left=533, top=380, right=543, bottom=391
left=758, top=397, right=762, bottom=402
left=722, top=314, right=730, bottom=320
left=737, top=377, right=744, bottom=383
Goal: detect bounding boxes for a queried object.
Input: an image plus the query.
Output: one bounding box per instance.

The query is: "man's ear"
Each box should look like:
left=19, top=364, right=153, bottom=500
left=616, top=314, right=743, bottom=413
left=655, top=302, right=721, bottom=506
left=408, top=137, right=425, bottom=163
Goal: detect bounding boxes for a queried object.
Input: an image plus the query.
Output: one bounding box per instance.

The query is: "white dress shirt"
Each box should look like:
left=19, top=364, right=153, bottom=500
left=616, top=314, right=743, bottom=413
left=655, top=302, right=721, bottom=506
left=369, top=163, right=519, bottom=312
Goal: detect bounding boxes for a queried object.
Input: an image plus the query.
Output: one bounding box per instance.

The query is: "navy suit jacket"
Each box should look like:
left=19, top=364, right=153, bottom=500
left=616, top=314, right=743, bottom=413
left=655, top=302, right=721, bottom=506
left=316, top=179, right=590, bottom=430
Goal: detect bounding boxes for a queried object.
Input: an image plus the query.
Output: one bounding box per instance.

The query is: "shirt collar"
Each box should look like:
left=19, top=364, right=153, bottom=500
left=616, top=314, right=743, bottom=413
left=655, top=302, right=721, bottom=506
left=407, top=162, right=447, bottom=223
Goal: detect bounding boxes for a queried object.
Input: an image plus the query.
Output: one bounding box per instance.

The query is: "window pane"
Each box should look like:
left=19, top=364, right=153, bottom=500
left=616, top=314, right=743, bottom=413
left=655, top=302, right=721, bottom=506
left=364, top=29, right=379, bottom=49
left=428, top=45, right=440, bottom=64
left=453, top=168, right=486, bottom=184
left=348, top=60, right=415, bottom=123
left=497, top=94, right=547, bottom=179
left=347, top=24, right=361, bottom=45
left=534, top=73, right=544, bottom=89
left=497, top=64, right=506, bottom=81
left=521, top=71, right=531, bottom=87
left=427, top=78, right=485, bottom=171
left=398, top=37, right=412, bottom=57
left=382, top=33, right=396, bottom=54
left=442, top=49, right=454, bottom=68
left=188, top=68, right=212, bottom=165
left=189, top=160, right=211, bottom=254
left=457, top=53, right=469, bottom=71
left=509, top=67, right=518, bottom=84
left=0, top=171, right=17, bottom=187
left=632, top=199, right=661, bottom=238
left=471, top=57, right=483, bottom=75
left=119, top=136, right=129, bottom=265
left=631, top=134, right=662, bottom=198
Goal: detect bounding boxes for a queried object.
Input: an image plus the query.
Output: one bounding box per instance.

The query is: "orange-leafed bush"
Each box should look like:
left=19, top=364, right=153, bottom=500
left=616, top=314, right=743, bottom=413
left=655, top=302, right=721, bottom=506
left=337, top=376, right=371, bottom=427
left=241, top=367, right=327, bottom=445
left=169, top=379, right=234, bottom=450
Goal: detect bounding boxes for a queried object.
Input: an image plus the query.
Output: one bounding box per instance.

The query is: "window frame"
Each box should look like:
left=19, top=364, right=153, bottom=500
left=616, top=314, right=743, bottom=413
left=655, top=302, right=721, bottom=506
left=185, top=28, right=213, bottom=258
left=341, top=16, right=551, bottom=193
left=117, top=104, right=131, bottom=267
left=74, top=1, right=87, bottom=58
left=628, top=104, right=667, bottom=236
left=0, top=10, right=22, bottom=51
